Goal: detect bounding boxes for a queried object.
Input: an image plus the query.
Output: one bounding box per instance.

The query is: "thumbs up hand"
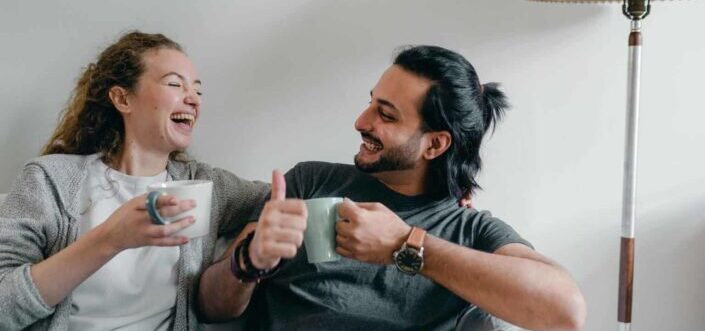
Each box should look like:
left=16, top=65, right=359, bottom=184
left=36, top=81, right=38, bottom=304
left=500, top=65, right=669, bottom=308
left=249, top=170, right=308, bottom=270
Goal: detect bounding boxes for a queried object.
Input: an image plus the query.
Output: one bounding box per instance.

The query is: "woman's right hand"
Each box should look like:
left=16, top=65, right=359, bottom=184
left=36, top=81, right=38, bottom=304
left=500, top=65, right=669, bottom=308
left=99, top=193, right=197, bottom=252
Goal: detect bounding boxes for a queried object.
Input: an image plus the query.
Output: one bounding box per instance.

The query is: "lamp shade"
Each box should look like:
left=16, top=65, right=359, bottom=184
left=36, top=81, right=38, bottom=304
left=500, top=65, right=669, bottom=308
left=529, top=0, right=680, bottom=18
left=528, top=0, right=676, bottom=2
left=529, top=0, right=622, bottom=2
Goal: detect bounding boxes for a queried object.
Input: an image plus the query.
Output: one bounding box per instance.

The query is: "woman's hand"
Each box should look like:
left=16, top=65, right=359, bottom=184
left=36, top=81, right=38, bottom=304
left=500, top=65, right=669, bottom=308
left=98, top=193, right=197, bottom=252
left=29, top=192, right=197, bottom=308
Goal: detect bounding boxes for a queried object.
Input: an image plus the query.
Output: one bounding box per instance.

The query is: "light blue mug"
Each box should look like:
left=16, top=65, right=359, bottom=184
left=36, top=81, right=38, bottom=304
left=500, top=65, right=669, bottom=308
left=304, top=197, right=343, bottom=263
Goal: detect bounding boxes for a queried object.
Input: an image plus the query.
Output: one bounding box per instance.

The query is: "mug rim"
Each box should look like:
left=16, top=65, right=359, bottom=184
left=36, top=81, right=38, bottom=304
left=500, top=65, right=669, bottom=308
left=304, top=197, right=343, bottom=203
left=147, top=179, right=213, bottom=190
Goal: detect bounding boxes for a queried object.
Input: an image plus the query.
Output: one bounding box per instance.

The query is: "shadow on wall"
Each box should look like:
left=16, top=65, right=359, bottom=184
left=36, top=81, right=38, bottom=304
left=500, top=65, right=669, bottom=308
left=632, top=190, right=705, bottom=330
left=577, top=188, right=705, bottom=331
left=0, top=106, right=54, bottom=190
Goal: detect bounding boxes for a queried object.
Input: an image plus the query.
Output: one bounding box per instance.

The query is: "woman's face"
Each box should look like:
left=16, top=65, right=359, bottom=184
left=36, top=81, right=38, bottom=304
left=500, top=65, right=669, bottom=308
left=122, top=48, right=202, bottom=155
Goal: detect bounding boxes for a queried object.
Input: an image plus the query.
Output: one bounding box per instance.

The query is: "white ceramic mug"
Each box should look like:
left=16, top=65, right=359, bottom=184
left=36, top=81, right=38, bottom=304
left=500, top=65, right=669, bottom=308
left=147, top=180, right=213, bottom=239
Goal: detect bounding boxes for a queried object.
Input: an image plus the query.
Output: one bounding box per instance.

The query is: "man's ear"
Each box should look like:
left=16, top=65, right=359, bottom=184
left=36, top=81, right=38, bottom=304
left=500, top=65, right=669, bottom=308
left=423, top=131, right=452, bottom=161
left=108, top=86, right=131, bottom=114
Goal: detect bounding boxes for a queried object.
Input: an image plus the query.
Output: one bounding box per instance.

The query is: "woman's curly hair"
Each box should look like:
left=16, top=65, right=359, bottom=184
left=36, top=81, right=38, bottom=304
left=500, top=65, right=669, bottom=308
left=41, top=31, right=185, bottom=164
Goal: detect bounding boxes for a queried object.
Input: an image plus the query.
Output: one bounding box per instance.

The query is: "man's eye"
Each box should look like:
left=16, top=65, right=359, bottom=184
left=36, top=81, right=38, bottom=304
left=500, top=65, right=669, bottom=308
left=168, top=82, right=181, bottom=87
left=379, top=110, right=394, bottom=121
left=196, top=91, right=203, bottom=96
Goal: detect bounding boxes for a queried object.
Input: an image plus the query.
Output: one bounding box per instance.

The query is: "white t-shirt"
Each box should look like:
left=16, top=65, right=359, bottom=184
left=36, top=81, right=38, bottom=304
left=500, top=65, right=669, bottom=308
left=69, top=154, right=180, bottom=331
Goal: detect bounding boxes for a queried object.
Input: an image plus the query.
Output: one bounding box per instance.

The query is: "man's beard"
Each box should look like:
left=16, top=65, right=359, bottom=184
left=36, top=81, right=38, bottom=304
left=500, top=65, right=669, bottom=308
left=354, top=132, right=422, bottom=173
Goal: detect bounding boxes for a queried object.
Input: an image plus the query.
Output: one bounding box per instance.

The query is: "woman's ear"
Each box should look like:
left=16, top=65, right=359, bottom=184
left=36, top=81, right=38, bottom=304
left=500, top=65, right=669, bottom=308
left=108, top=86, right=131, bottom=114
left=423, top=131, right=452, bottom=161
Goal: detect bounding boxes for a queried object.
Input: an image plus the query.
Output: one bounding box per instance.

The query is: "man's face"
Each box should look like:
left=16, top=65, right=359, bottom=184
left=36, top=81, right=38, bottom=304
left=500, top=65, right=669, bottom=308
left=354, top=65, right=432, bottom=173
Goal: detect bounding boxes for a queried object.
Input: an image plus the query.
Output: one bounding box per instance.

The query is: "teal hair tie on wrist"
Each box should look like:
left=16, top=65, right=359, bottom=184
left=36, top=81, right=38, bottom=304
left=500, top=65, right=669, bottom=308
left=146, top=191, right=167, bottom=225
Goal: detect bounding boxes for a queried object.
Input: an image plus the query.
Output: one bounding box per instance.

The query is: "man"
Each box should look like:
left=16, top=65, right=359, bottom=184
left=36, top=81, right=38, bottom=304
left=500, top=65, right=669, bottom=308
left=198, top=46, right=586, bottom=331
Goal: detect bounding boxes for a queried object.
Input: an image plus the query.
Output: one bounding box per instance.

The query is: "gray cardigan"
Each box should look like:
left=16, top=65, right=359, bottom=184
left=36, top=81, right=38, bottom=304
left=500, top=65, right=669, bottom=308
left=0, top=154, right=270, bottom=331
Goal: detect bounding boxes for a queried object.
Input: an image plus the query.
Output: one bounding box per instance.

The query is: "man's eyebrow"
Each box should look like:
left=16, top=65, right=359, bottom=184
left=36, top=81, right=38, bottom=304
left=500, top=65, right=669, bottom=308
left=370, top=90, right=399, bottom=112
left=161, top=72, right=201, bottom=85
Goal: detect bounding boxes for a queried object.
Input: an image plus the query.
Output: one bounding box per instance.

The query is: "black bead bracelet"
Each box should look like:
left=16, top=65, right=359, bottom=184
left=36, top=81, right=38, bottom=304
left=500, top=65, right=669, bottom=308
left=230, top=231, right=280, bottom=283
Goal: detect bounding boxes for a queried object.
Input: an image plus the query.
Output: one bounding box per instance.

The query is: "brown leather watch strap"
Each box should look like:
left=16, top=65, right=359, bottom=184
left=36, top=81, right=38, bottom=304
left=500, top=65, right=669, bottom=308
left=406, top=227, right=426, bottom=250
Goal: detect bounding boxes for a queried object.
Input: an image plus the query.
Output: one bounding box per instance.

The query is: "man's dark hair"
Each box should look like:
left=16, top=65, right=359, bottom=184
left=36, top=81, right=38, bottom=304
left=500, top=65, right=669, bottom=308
left=393, top=45, right=509, bottom=198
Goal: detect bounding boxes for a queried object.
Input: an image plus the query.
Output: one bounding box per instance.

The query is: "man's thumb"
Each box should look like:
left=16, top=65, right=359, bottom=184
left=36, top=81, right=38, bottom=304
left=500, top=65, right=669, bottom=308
left=271, top=169, right=286, bottom=201
left=339, top=197, right=361, bottom=217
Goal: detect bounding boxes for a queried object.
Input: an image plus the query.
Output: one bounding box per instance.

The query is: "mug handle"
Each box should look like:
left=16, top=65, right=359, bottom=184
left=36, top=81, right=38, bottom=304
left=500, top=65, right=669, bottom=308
left=146, top=191, right=168, bottom=225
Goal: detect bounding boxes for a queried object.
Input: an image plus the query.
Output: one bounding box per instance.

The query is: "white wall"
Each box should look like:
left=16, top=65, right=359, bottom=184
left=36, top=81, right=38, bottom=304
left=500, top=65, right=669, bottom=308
left=1, top=1, right=703, bottom=330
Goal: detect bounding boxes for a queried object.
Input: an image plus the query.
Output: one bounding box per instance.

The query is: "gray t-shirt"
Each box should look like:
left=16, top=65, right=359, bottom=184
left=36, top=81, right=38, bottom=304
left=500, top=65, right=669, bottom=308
left=249, top=161, right=531, bottom=331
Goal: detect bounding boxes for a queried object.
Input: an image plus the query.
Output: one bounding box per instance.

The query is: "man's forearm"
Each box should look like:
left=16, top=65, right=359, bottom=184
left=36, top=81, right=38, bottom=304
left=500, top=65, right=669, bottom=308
left=198, top=183, right=308, bottom=322
left=197, top=253, right=256, bottom=322
left=197, top=223, right=258, bottom=322
left=421, top=236, right=585, bottom=331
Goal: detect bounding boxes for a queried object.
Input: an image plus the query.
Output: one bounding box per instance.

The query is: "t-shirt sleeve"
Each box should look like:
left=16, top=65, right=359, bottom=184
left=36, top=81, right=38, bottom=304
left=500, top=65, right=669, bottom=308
left=470, top=211, right=533, bottom=253
left=248, top=162, right=309, bottom=220
left=285, top=162, right=308, bottom=199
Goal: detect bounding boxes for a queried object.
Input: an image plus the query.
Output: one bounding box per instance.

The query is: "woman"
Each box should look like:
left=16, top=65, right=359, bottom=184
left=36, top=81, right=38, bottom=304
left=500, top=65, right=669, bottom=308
left=0, top=31, right=269, bottom=330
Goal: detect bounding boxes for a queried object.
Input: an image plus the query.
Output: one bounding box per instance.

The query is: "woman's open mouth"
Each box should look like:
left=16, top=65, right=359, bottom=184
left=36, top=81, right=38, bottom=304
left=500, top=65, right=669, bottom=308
left=170, top=113, right=195, bottom=130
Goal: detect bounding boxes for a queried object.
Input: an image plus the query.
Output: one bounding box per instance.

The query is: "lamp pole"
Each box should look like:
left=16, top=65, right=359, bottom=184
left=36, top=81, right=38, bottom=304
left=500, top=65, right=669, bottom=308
left=528, top=0, right=667, bottom=330
left=619, top=2, right=651, bottom=330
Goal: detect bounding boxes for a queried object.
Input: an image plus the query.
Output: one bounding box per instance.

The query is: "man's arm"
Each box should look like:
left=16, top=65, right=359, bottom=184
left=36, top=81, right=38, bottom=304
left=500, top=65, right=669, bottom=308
left=335, top=200, right=585, bottom=331
left=197, top=170, right=307, bottom=322
left=422, top=239, right=585, bottom=331
left=197, top=223, right=257, bottom=321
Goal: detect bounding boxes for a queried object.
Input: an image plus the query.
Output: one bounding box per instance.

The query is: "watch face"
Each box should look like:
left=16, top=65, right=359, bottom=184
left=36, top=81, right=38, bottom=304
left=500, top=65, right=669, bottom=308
left=394, top=247, right=423, bottom=274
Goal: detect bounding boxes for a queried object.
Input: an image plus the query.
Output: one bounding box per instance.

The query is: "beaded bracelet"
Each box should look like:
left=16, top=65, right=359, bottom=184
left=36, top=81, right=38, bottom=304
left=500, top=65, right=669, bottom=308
left=230, top=231, right=280, bottom=283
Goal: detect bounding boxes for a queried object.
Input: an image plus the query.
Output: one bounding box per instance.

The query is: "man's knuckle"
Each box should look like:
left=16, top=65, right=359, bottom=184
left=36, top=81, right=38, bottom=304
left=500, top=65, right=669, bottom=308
left=295, top=216, right=306, bottom=227
left=296, top=201, right=306, bottom=213
left=263, top=214, right=279, bottom=227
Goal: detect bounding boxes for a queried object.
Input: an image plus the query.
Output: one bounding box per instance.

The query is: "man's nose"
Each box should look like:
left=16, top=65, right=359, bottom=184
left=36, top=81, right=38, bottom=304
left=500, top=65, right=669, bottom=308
left=354, top=105, right=374, bottom=132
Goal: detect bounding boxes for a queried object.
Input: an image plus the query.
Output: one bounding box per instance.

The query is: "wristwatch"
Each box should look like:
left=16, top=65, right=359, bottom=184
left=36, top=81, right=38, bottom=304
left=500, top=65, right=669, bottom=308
left=393, top=227, right=426, bottom=275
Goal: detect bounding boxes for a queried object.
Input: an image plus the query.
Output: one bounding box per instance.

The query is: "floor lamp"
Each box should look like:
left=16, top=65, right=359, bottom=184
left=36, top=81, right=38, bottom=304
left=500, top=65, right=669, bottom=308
left=527, top=1, right=678, bottom=330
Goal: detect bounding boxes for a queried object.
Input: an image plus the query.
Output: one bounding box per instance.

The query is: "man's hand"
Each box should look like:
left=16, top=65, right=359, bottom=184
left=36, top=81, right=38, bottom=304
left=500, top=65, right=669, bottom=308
left=459, top=189, right=473, bottom=208
left=335, top=198, right=411, bottom=265
left=249, top=170, right=307, bottom=269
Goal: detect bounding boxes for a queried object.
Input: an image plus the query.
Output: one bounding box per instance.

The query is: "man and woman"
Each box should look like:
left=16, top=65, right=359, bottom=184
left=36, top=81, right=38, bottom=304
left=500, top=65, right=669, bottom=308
left=0, top=31, right=585, bottom=331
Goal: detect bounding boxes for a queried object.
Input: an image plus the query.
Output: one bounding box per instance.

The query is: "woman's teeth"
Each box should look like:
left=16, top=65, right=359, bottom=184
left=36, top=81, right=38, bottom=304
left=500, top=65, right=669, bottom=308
left=170, top=113, right=195, bottom=126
